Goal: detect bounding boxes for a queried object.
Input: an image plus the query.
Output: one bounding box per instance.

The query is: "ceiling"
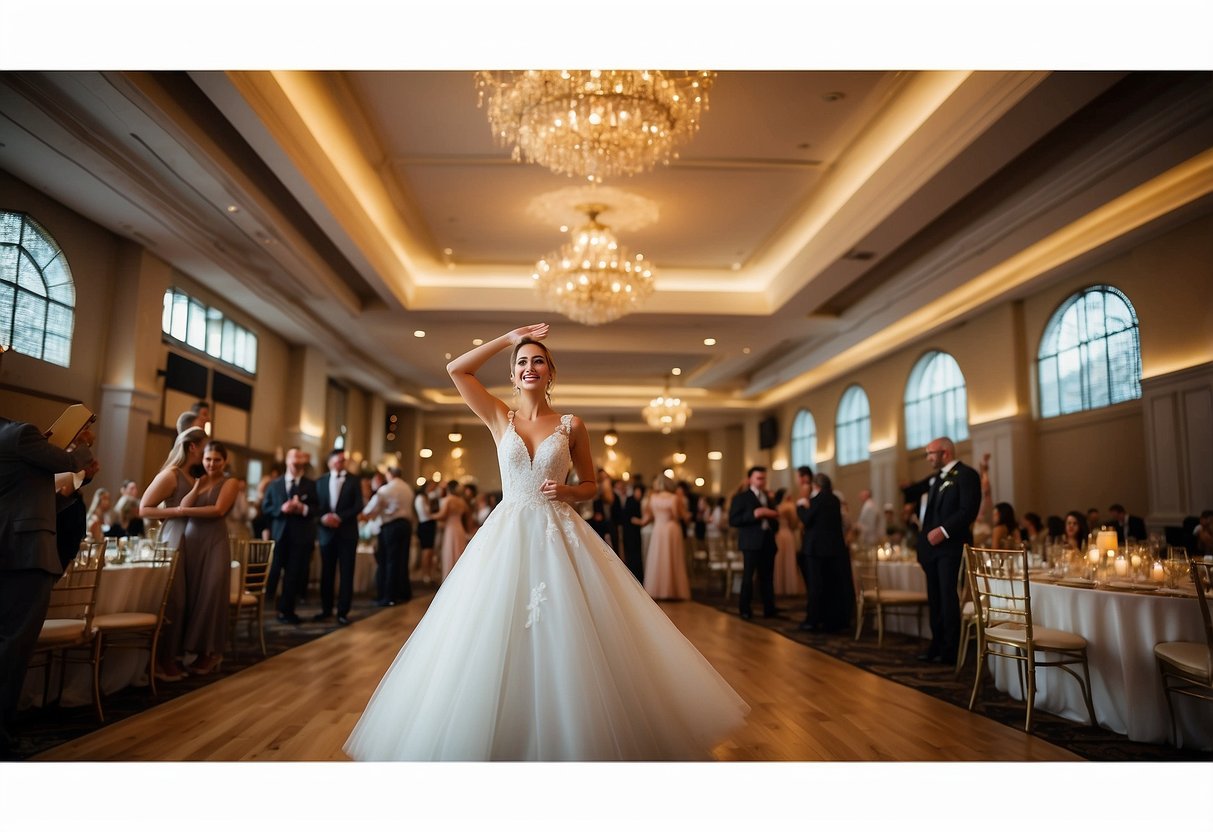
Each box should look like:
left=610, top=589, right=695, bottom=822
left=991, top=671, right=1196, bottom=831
left=1, top=69, right=1211, bottom=431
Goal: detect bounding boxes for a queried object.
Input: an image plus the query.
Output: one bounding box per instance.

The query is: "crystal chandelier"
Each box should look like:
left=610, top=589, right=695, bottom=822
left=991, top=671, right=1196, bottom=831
left=643, top=378, right=692, bottom=434
left=532, top=204, right=655, bottom=326
left=475, top=70, right=716, bottom=182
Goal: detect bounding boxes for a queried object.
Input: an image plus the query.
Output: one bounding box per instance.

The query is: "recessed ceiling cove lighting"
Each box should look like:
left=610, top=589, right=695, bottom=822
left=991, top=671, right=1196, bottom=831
left=413, top=330, right=426, bottom=337
left=671, top=367, right=681, bottom=376
left=472, top=339, right=483, bottom=346
left=703, top=338, right=716, bottom=346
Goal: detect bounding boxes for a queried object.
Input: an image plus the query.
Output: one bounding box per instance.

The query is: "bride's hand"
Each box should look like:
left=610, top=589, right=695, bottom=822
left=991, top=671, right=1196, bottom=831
left=540, top=479, right=562, bottom=501
left=506, top=323, right=548, bottom=345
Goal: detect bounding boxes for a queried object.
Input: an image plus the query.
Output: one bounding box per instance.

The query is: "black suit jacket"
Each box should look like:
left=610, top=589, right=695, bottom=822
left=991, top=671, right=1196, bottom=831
left=798, top=490, right=848, bottom=559
left=591, top=494, right=622, bottom=542
left=315, top=473, right=364, bottom=545
left=261, top=475, right=318, bottom=547
left=729, top=489, right=778, bottom=551
left=0, top=418, right=94, bottom=575
left=1113, top=515, right=1147, bottom=543
left=902, top=460, right=981, bottom=564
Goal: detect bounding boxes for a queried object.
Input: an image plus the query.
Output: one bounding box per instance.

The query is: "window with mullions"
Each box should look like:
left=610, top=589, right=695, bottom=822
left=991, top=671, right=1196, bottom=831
left=835, top=385, right=871, bottom=465
left=0, top=212, right=75, bottom=367
left=1037, top=285, right=1141, bottom=419
left=904, top=351, right=969, bottom=449
left=790, top=409, right=817, bottom=470
left=162, top=288, right=258, bottom=374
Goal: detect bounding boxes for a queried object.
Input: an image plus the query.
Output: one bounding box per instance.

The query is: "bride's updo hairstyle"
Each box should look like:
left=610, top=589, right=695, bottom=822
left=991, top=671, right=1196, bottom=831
left=509, top=337, right=557, bottom=384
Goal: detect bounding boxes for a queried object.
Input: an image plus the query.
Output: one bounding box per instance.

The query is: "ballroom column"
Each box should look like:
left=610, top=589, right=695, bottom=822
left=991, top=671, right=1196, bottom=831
left=97, top=243, right=171, bottom=493
left=1140, top=361, right=1213, bottom=528
left=282, top=345, right=327, bottom=459
left=968, top=414, right=1034, bottom=512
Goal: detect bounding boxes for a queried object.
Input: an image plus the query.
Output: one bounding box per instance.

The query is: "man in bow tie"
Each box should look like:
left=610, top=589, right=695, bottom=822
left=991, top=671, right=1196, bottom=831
left=314, top=449, right=364, bottom=625
left=901, top=436, right=980, bottom=665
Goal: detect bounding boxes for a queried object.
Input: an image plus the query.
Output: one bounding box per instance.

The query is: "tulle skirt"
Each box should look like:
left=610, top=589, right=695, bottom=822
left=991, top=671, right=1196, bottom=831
left=344, top=498, right=749, bottom=761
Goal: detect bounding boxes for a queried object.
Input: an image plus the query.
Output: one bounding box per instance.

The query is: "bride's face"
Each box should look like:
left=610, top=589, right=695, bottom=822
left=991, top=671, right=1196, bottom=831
left=512, top=344, right=552, bottom=392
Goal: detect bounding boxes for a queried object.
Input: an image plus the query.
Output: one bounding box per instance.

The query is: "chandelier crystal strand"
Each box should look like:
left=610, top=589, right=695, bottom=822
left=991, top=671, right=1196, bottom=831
left=532, top=204, right=655, bottom=326
left=476, top=70, right=716, bottom=182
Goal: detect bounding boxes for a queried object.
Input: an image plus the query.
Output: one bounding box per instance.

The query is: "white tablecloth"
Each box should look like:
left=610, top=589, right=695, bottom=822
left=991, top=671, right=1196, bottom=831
left=990, top=581, right=1210, bottom=748
left=20, top=561, right=239, bottom=710
left=873, top=560, right=929, bottom=636
left=306, top=543, right=378, bottom=595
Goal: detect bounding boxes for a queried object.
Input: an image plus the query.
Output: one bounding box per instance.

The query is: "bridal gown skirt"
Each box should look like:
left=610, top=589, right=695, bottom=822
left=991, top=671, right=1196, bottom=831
left=344, top=497, right=749, bottom=761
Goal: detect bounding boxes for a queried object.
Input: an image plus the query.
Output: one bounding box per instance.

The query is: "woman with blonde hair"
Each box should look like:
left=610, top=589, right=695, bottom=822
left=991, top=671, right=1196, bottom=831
left=85, top=488, right=111, bottom=542
left=638, top=475, right=691, bottom=600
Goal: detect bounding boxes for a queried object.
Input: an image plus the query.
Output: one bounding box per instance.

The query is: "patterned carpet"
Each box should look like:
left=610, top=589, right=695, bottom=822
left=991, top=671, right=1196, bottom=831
left=693, top=586, right=1211, bottom=762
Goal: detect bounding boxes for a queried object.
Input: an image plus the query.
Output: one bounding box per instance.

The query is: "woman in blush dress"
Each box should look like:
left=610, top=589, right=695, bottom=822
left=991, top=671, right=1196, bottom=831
left=639, top=475, right=691, bottom=601
left=773, top=488, right=804, bottom=596
left=433, top=480, right=470, bottom=580
left=176, top=441, right=243, bottom=675
left=138, top=427, right=207, bottom=682
left=344, top=324, right=747, bottom=761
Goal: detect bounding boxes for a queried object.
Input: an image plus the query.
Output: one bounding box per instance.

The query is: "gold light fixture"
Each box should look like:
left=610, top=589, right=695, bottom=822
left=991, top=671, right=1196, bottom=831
left=532, top=204, right=655, bottom=326
left=643, top=376, right=692, bottom=434
left=448, top=427, right=463, bottom=443
left=603, top=418, right=619, bottom=447
left=476, top=70, right=716, bottom=182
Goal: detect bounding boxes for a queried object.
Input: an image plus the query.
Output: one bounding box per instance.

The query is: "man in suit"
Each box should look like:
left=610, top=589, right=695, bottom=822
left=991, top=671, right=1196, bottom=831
left=261, top=447, right=318, bottom=625
left=729, top=465, right=780, bottom=621
left=798, top=472, right=853, bottom=632
left=902, top=436, right=981, bottom=664
left=0, top=416, right=96, bottom=756
left=314, top=449, right=364, bottom=625
left=360, top=465, right=414, bottom=607
left=1107, top=503, right=1147, bottom=544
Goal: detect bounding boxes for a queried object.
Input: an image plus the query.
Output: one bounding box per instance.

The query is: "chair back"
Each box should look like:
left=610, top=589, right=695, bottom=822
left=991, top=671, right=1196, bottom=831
left=853, top=548, right=881, bottom=601
left=963, top=544, right=1033, bottom=640
left=1190, top=561, right=1213, bottom=683
left=242, top=540, right=275, bottom=596
left=148, top=544, right=181, bottom=620
left=46, top=540, right=107, bottom=629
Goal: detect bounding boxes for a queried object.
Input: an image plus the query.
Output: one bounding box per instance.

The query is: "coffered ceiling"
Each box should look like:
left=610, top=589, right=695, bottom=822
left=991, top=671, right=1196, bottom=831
left=1, top=69, right=1211, bottom=430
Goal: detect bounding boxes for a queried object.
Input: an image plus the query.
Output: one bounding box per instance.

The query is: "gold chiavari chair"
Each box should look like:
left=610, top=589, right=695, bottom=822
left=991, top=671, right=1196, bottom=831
left=230, top=539, right=275, bottom=655
left=91, top=543, right=179, bottom=706
left=956, top=556, right=979, bottom=676
left=1154, top=561, right=1213, bottom=746
left=853, top=549, right=928, bottom=647
left=30, top=541, right=107, bottom=721
left=964, top=543, right=1097, bottom=732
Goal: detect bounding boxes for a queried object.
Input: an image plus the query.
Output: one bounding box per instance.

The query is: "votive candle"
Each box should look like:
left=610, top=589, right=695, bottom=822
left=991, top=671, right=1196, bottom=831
left=1114, top=557, right=1128, bottom=577
left=1152, top=561, right=1165, bottom=582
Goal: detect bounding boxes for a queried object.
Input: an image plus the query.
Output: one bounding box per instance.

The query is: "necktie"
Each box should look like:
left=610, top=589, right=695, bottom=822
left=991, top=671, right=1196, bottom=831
left=926, top=476, right=941, bottom=525
left=287, top=478, right=297, bottom=498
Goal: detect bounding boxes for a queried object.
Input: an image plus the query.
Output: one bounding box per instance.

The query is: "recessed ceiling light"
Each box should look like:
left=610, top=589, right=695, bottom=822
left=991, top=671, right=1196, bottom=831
left=443, top=247, right=453, bottom=256
left=472, top=339, right=483, bottom=346
left=703, top=338, right=716, bottom=346
left=822, top=91, right=846, bottom=103
left=444, top=353, right=452, bottom=360
left=742, top=347, right=751, bottom=355
left=419, top=448, right=433, bottom=458
left=559, top=225, right=569, bottom=233
left=694, top=477, right=705, bottom=487
left=708, top=451, right=723, bottom=461
left=226, top=204, right=240, bottom=213
left=671, top=367, right=682, bottom=376
left=731, top=262, right=742, bottom=271
left=413, top=330, right=426, bottom=338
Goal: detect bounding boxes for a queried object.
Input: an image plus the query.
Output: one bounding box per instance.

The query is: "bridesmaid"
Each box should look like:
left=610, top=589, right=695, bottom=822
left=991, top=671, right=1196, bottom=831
left=177, top=440, right=243, bottom=675
left=640, top=476, right=691, bottom=600
left=773, top=488, right=804, bottom=595
left=139, top=427, right=207, bottom=682
left=433, top=480, right=470, bottom=580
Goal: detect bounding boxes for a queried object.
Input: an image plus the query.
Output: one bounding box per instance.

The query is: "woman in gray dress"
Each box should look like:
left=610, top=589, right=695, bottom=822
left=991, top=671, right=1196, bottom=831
left=139, top=427, right=207, bottom=682
left=177, top=440, right=243, bottom=675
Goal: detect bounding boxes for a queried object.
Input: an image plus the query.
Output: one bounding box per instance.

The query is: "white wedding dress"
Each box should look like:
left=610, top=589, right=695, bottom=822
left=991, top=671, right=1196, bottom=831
left=344, top=413, right=749, bottom=761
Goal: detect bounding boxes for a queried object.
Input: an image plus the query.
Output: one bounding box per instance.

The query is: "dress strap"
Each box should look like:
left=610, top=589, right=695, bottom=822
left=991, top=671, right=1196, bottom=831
left=558, top=414, right=573, bottom=435
left=507, top=410, right=515, bottom=426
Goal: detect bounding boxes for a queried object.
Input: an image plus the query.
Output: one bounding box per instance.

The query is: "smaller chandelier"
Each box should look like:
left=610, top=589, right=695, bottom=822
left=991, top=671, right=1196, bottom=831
left=643, top=379, right=692, bottom=434
left=476, top=70, right=716, bottom=182
left=532, top=204, right=655, bottom=326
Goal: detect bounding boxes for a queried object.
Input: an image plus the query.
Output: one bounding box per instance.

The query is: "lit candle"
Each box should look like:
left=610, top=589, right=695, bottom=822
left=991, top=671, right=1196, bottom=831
left=1131, top=554, right=1142, bottom=569
left=1095, top=527, right=1118, bottom=558
left=1114, top=557, right=1128, bottom=577
left=1152, top=561, right=1165, bottom=582
left=1088, top=548, right=1101, bottom=565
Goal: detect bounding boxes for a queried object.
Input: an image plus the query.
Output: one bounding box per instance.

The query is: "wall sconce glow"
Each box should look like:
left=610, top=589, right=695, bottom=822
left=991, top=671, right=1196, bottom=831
left=416, top=476, right=427, bottom=487
left=419, top=448, right=433, bottom=458
left=869, top=439, right=896, bottom=452
left=672, top=451, right=687, bottom=465
left=772, top=458, right=789, bottom=471
left=451, top=447, right=464, bottom=459
left=413, top=330, right=426, bottom=338
left=448, top=431, right=463, bottom=443
left=663, top=468, right=675, bottom=479
left=707, top=450, right=723, bottom=461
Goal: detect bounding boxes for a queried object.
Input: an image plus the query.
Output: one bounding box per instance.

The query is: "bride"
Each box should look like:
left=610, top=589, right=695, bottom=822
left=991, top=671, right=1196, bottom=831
left=344, top=324, right=749, bottom=761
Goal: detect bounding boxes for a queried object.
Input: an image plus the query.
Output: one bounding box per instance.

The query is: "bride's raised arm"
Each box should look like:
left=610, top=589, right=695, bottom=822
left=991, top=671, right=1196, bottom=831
left=446, top=323, right=549, bottom=438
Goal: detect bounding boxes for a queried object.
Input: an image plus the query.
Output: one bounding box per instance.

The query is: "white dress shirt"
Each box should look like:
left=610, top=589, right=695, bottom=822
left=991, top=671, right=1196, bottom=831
left=363, top=477, right=416, bottom=524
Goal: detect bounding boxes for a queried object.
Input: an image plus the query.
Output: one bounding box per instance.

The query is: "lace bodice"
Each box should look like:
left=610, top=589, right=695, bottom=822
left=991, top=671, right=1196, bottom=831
left=498, top=413, right=573, bottom=507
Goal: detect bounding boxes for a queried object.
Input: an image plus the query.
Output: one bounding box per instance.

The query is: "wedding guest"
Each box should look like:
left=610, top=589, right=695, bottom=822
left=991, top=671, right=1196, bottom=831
left=105, top=494, right=144, bottom=538
left=590, top=473, right=622, bottom=550
left=1107, top=503, right=1147, bottom=543
left=260, top=447, right=319, bottom=625
left=730, top=466, right=779, bottom=620
left=361, top=466, right=415, bottom=606
left=641, top=475, right=691, bottom=601
left=414, top=481, right=439, bottom=584
left=85, top=487, right=111, bottom=542
left=854, top=488, right=883, bottom=547
left=1022, top=512, right=1045, bottom=549
left=990, top=502, right=1022, bottom=549
left=1085, top=507, right=1102, bottom=532
left=314, top=449, right=364, bottom=625
left=620, top=481, right=646, bottom=582
left=773, top=488, right=804, bottom=595
left=1045, top=514, right=1065, bottom=541
left=799, top=473, right=853, bottom=632
left=1063, top=510, right=1090, bottom=552
left=175, top=411, right=200, bottom=434
left=120, top=478, right=140, bottom=501
left=434, top=480, right=470, bottom=580
left=970, top=453, right=993, bottom=548
left=1193, top=510, right=1213, bottom=557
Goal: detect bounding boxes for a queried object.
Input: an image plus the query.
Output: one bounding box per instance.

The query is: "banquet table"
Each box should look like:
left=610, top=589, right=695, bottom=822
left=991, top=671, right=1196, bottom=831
left=867, top=559, right=930, bottom=637
left=20, top=560, right=240, bottom=710
left=306, top=541, right=379, bottom=595
left=988, top=579, right=1210, bottom=749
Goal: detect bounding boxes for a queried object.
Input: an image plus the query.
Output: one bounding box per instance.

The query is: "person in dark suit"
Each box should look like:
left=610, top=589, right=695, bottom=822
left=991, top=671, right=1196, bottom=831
left=620, top=481, right=646, bottom=582
left=902, top=436, right=981, bottom=664
left=728, top=465, right=780, bottom=621
left=261, top=447, right=318, bottom=625
left=0, top=416, right=96, bottom=756
left=590, top=473, right=622, bottom=552
left=1106, top=503, right=1147, bottom=544
left=314, top=449, right=364, bottom=625
left=798, top=472, right=853, bottom=632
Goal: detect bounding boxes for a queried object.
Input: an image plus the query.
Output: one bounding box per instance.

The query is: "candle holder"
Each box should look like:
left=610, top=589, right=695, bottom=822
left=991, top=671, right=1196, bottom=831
left=1113, top=553, right=1129, bottom=580
left=1151, top=559, right=1166, bottom=585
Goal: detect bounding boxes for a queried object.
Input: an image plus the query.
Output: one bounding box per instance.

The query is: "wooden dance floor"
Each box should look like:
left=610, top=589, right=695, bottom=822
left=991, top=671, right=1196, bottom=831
left=32, top=598, right=1078, bottom=762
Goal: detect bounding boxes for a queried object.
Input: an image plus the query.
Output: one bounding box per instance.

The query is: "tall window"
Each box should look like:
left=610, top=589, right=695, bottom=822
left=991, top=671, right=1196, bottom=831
left=0, top=212, right=75, bottom=367
left=1038, top=285, right=1141, bottom=418
left=790, top=409, right=817, bottom=470
left=835, top=385, right=871, bottom=465
left=904, top=350, right=969, bottom=449
left=162, top=288, right=258, bottom=374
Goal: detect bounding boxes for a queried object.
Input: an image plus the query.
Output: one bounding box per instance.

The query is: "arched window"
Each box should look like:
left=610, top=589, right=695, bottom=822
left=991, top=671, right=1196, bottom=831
left=790, top=409, right=817, bottom=470
left=0, top=212, right=75, bottom=367
left=1038, top=285, right=1141, bottom=418
left=835, top=385, right=871, bottom=466
left=904, top=350, right=969, bottom=449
